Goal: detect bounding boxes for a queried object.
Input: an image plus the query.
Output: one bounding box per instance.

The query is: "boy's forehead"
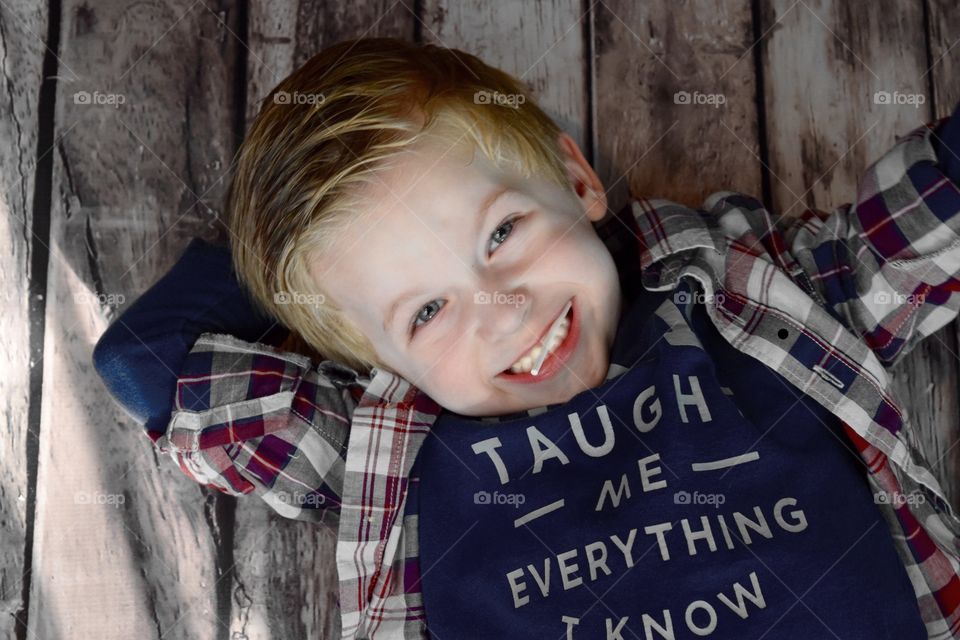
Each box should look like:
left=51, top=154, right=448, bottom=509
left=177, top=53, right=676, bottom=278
left=357, top=140, right=514, bottom=240
left=378, top=137, right=499, bottom=203
left=312, top=146, right=512, bottom=322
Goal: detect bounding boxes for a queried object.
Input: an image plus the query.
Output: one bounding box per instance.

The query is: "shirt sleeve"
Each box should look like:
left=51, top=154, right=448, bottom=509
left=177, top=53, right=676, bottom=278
left=91, top=238, right=357, bottom=526
left=92, top=237, right=288, bottom=436
left=153, top=331, right=360, bottom=528
left=704, top=101, right=960, bottom=369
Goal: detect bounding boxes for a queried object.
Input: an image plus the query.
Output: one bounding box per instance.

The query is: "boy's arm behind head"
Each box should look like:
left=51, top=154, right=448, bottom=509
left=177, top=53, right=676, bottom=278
left=92, top=237, right=288, bottom=435
left=92, top=237, right=356, bottom=525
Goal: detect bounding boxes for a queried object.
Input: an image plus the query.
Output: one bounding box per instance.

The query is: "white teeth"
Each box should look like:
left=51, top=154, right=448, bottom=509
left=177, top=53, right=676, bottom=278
left=509, top=316, right=570, bottom=373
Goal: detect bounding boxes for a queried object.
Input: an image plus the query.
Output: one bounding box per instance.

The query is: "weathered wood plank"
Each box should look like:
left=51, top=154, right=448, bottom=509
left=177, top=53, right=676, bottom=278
left=0, top=2, right=48, bottom=638
left=758, top=0, right=960, bottom=509
left=244, top=1, right=415, bottom=127
left=30, top=1, right=244, bottom=637
left=228, top=3, right=414, bottom=638
left=922, top=0, right=960, bottom=510
left=422, top=0, right=588, bottom=153
left=762, top=1, right=929, bottom=213
left=927, top=0, right=960, bottom=117
left=593, top=0, right=761, bottom=213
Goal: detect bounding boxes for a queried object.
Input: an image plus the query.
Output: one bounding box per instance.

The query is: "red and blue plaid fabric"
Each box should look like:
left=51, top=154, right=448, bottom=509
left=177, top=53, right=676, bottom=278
left=154, top=117, right=960, bottom=639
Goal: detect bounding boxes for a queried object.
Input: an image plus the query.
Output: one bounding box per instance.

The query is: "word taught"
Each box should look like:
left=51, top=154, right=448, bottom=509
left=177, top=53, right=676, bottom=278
left=472, top=377, right=712, bottom=485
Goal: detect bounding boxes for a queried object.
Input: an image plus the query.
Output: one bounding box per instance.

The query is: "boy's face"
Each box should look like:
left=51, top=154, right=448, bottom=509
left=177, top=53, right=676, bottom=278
left=310, top=131, right=623, bottom=417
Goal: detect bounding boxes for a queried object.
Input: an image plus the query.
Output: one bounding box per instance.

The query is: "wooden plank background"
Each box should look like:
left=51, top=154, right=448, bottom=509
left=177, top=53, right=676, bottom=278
left=1, top=0, right=958, bottom=637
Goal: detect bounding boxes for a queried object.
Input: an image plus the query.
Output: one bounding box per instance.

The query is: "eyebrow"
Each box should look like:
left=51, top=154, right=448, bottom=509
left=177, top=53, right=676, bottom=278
left=382, top=185, right=511, bottom=335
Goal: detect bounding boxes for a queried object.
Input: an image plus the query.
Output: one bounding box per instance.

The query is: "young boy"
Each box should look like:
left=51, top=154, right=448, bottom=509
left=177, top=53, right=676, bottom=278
left=94, top=38, right=960, bottom=639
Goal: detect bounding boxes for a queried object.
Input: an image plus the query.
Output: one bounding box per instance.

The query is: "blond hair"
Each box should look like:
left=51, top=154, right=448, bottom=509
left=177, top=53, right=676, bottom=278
left=227, top=37, right=570, bottom=373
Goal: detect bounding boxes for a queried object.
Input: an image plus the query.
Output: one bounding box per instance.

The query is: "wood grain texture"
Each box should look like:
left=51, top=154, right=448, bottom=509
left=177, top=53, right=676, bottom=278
left=592, top=0, right=761, bottom=213
left=422, top=0, right=588, bottom=153
left=29, top=1, right=243, bottom=637
left=761, top=0, right=929, bottom=213
left=228, top=3, right=415, bottom=638
left=760, top=0, right=960, bottom=511
left=0, top=2, right=47, bottom=638
left=244, top=0, right=415, bottom=127
left=927, top=0, right=960, bottom=117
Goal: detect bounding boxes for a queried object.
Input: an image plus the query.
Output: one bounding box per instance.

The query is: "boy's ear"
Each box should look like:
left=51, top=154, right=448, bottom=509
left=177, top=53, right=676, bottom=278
left=556, top=132, right=607, bottom=222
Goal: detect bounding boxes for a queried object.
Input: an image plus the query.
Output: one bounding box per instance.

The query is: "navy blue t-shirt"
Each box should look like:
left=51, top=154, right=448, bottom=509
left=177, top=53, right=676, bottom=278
left=411, top=279, right=925, bottom=639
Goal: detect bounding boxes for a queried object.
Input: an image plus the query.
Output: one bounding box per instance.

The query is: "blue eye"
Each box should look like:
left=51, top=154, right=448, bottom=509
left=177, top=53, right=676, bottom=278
left=408, top=215, right=521, bottom=337
left=410, top=299, right=446, bottom=335
left=488, top=216, right=519, bottom=254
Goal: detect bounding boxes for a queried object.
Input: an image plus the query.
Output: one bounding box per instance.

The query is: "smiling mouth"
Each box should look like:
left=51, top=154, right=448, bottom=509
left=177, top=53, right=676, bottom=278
left=498, top=298, right=578, bottom=382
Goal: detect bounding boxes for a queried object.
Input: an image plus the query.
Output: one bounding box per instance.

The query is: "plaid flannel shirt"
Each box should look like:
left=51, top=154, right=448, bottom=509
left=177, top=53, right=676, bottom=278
left=152, top=117, right=960, bottom=639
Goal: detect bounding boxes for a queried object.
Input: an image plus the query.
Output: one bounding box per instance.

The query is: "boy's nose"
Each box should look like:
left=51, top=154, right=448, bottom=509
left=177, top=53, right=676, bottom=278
left=474, top=287, right=531, bottom=343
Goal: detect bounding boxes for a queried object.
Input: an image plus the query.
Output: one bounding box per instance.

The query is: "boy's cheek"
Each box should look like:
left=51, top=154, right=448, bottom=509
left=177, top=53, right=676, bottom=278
left=418, top=366, right=491, bottom=414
